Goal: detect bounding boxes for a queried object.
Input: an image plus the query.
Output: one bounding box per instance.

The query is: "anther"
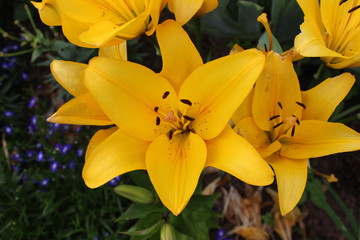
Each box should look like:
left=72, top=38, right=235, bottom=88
left=180, top=99, right=192, bottom=106
left=277, top=102, right=283, bottom=109
left=154, top=106, right=159, bottom=112
left=273, top=121, right=284, bottom=129
left=183, top=115, right=195, bottom=121
left=348, top=5, right=360, bottom=13
left=264, top=43, right=268, bottom=52
left=292, top=114, right=300, bottom=125
left=162, top=91, right=170, bottom=99
left=156, top=116, right=161, bottom=126
left=168, top=130, right=173, bottom=140
left=296, top=101, right=306, bottom=109
left=291, top=125, right=296, bottom=137
left=339, top=0, right=348, bottom=5
left=269, top=115, right=280, bottom=121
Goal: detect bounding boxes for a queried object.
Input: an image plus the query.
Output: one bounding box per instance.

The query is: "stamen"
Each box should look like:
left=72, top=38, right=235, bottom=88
left=291, top=125, right=296, bottom=137
left=264, top=43, right=268, bottom=52
left=168, top=130, right=173, bottom=140
left=154, top=106, right=159, bottom=112
left=183, top=115, right=195, bottom=121
left=180, top=99, right=192, bottom=106
left=277, top=102, right=283, bottom=109
left=296, top=101, right=306, bottom=109
left=273, top=121, right=284, bottom=129
left=156, top=116, right=161, bottom=126
left=269, top=115, right=280, bottom=121
left=339, top=0, right=348, bottom=5
left=292, top=114, right=300, bottom=125
left=162, top=91, right=170, bottom=99
left=348, top=5, right=360, bottom=13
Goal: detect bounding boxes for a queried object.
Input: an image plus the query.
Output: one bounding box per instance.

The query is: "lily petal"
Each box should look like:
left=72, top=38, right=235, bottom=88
left=50, top=60, right=88, bottom=97
left=99, top=42, right=127, bottom=60
left=301, top=73, right=355, bottom=121
left=47, top=93, right=112, bottom=126
left=267, top=154, right=308, bottom=215
left=157, top=20, right=203, bottom=92
left=206, top=125, right=274, bottom=186
left=84, top=57, right=177, bottom=141
left=231, top=88, right=254, bottom=125
left=252, top=52, right=302, bottom=131
left=280, top=120, right=360, bottom=159
left=196, top=0, right=218, bottom=16
left=146, top=133, right=207, bottom=215
left=31, top=0, right=61, bottom=25
left=168, top=0, right=203, bottom=25
left=179, top=49, right=265, bottom=140
left=83, top=128, right=148, bottom=188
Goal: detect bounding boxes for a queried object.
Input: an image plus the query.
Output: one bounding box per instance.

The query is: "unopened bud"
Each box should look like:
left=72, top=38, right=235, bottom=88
left=160, top=223, right=176, bottom=240
left=114, top=184, right=154, bottom=204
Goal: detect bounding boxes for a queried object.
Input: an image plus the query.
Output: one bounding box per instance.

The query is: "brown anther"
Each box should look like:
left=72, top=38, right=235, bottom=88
left=348, top=5, right=360, bottom=13
left=296, top=101, right=306, bottom=109
left=162, top=91, right=170, bottom=99
left=168, top=130, right=173, bottom=140
left=292, top=115, right=300, bottom=125
left=154, top=106, right=159, bottom=112
left=156, top=116, right=161, bottom=126
left=278, top=102, right=283, bottom=109
left=340, top=0, right=348, bottom=5
left=269, top=115, right=280, bottom=121
left=264, top=43, right=268, bottom=52
left=183, top=115, right=195, bottom=121
left=180, top=99, right=192, bottom=106
left=291, top=125, right=296, bottom=137
left=273, top=121, right=284, bottom=129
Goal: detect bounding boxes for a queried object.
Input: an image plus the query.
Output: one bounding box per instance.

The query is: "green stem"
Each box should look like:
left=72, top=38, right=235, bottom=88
left=311, top=63, right=326, bottom=88
left=0, top=49, right=33, bottom=57
left=331, top=104, right=360, bottom=122
left=0, top=28, right=23, bottom=42
left=24, top=4, right=38, bottom=33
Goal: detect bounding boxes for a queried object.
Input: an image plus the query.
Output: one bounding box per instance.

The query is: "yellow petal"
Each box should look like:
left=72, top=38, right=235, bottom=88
left=98, top=42, right=127, bottom=60
left=84, top=57, right=177, bottom=141
left=301, top=73, right=355, bottom=121
left=233, top=117, right=276, bottom=158
left=168, top=0, right=203, bottom=25
left=146, top=133, right=207, bottom=215
left=83, top=128, right=148, bottom=188
left=206, top=125, right=274, bottom=186
left=196, top=0, right=218, bottom=16
left=252, top=52, right=302, bottom=131
left=267, top=154, right=308, bottom=215
left=231, top=88, right=254, bottom=125
left=145, top=0, right=164, bottom=35
left=179, top=49, right=265, bottom=140
left=157, top=20, right=203, bottom=92
left=280, top=120, right=360, bottom=159
left=31, top=0, right=61, bottom=26
left=47, top=93, right=112, bottom=126
left=50, top=60, right=87, bottom=97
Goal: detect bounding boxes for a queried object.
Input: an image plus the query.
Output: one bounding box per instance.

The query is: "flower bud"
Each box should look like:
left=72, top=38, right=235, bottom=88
left=114, top=185, right=154, bottom=204
left=160, top=223, right=176, bottom=240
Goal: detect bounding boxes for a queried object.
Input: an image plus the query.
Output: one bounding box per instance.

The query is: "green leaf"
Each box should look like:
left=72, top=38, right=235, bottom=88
left=257, top=31, right=283, bottom=53
left=121, top=220, right=162, bottom=237
left=116, top=203, right=163, bottom=221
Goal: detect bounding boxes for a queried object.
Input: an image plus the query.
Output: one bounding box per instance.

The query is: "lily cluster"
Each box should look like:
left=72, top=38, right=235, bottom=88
left=32, top=0, right=360, bottom=216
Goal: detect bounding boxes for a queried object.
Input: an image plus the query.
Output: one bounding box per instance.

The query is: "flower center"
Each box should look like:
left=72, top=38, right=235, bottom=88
left=269, top=101, right=306, bottom=141
left=95, top=0, right=143, bottom=22
left=154, top=91, right=196, bottom=140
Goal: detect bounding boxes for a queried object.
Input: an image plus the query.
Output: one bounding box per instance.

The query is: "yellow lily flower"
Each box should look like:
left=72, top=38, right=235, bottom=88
left=232, top=51, right=360, bottom=215
left=294, top=0, right=360, bottom=68
left=48, top=20, right=274, bottom=215
left=31, top=0, right=164, bottom=48
left=167, top=0, right=218, bottom=25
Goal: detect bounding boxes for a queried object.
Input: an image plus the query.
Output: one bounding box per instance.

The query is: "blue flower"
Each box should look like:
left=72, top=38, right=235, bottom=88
left=28, top=97, right=37, bottom=109
left=61, top=144, right=71, bottom=154
left=30, top=115, right=37, bottom=126
left=216, top=229, right=226, bottom=240
left=4, top=111, right=14, bottom=117
left=40, top=178, right=50, bottom=187
left=26, top=150, right=35, bottom=158
left=68, top=160, right=76, bottom=169
left=50, top=161, right=59, bottom=172
left=108, top=176, right=121, bottom=186
left=77, top=149, right=84, bottom=157
left=4, top=126, right=12, bottom=135
left=21, top=72, right=29, bottom=80
left=36, top=151, right=45, bottom=162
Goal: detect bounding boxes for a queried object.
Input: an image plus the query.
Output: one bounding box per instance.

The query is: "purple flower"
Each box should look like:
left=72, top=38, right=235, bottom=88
left=36, top=151, right=45, bottom=162
left=36, top=142, right=42, bottom=149
left=61, top=144, right=71, bottom=154
left=216, top=229, right=226, bottom=240
left=12, top=164, right=22, bottom=173
left=26, top=150, right=35, bottom=158
left=50, top=161, right=58, bottom=172
left=54, top=143, right=62, bottom=151
left=77, top=149, right=84, bottom=157
left=27, top=124, right=36, bottom=134
left=4, top=111, right=14, bottom=117
left=40, top=178, right=50, bottom=187
left=28, top=97, right=37, bottom=109
left=12, top=152, right=23, bottom=162
left=4, top=126, right=12, bottom=135
left=108, top=176, right=121, bottom=186
left=68, top=160, right=76, bottom=169
left=21, top=72, right=29, bottom=80
left=11, top=44, right=20, bottom=51
left=30, top=115, right=37, bottom=126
